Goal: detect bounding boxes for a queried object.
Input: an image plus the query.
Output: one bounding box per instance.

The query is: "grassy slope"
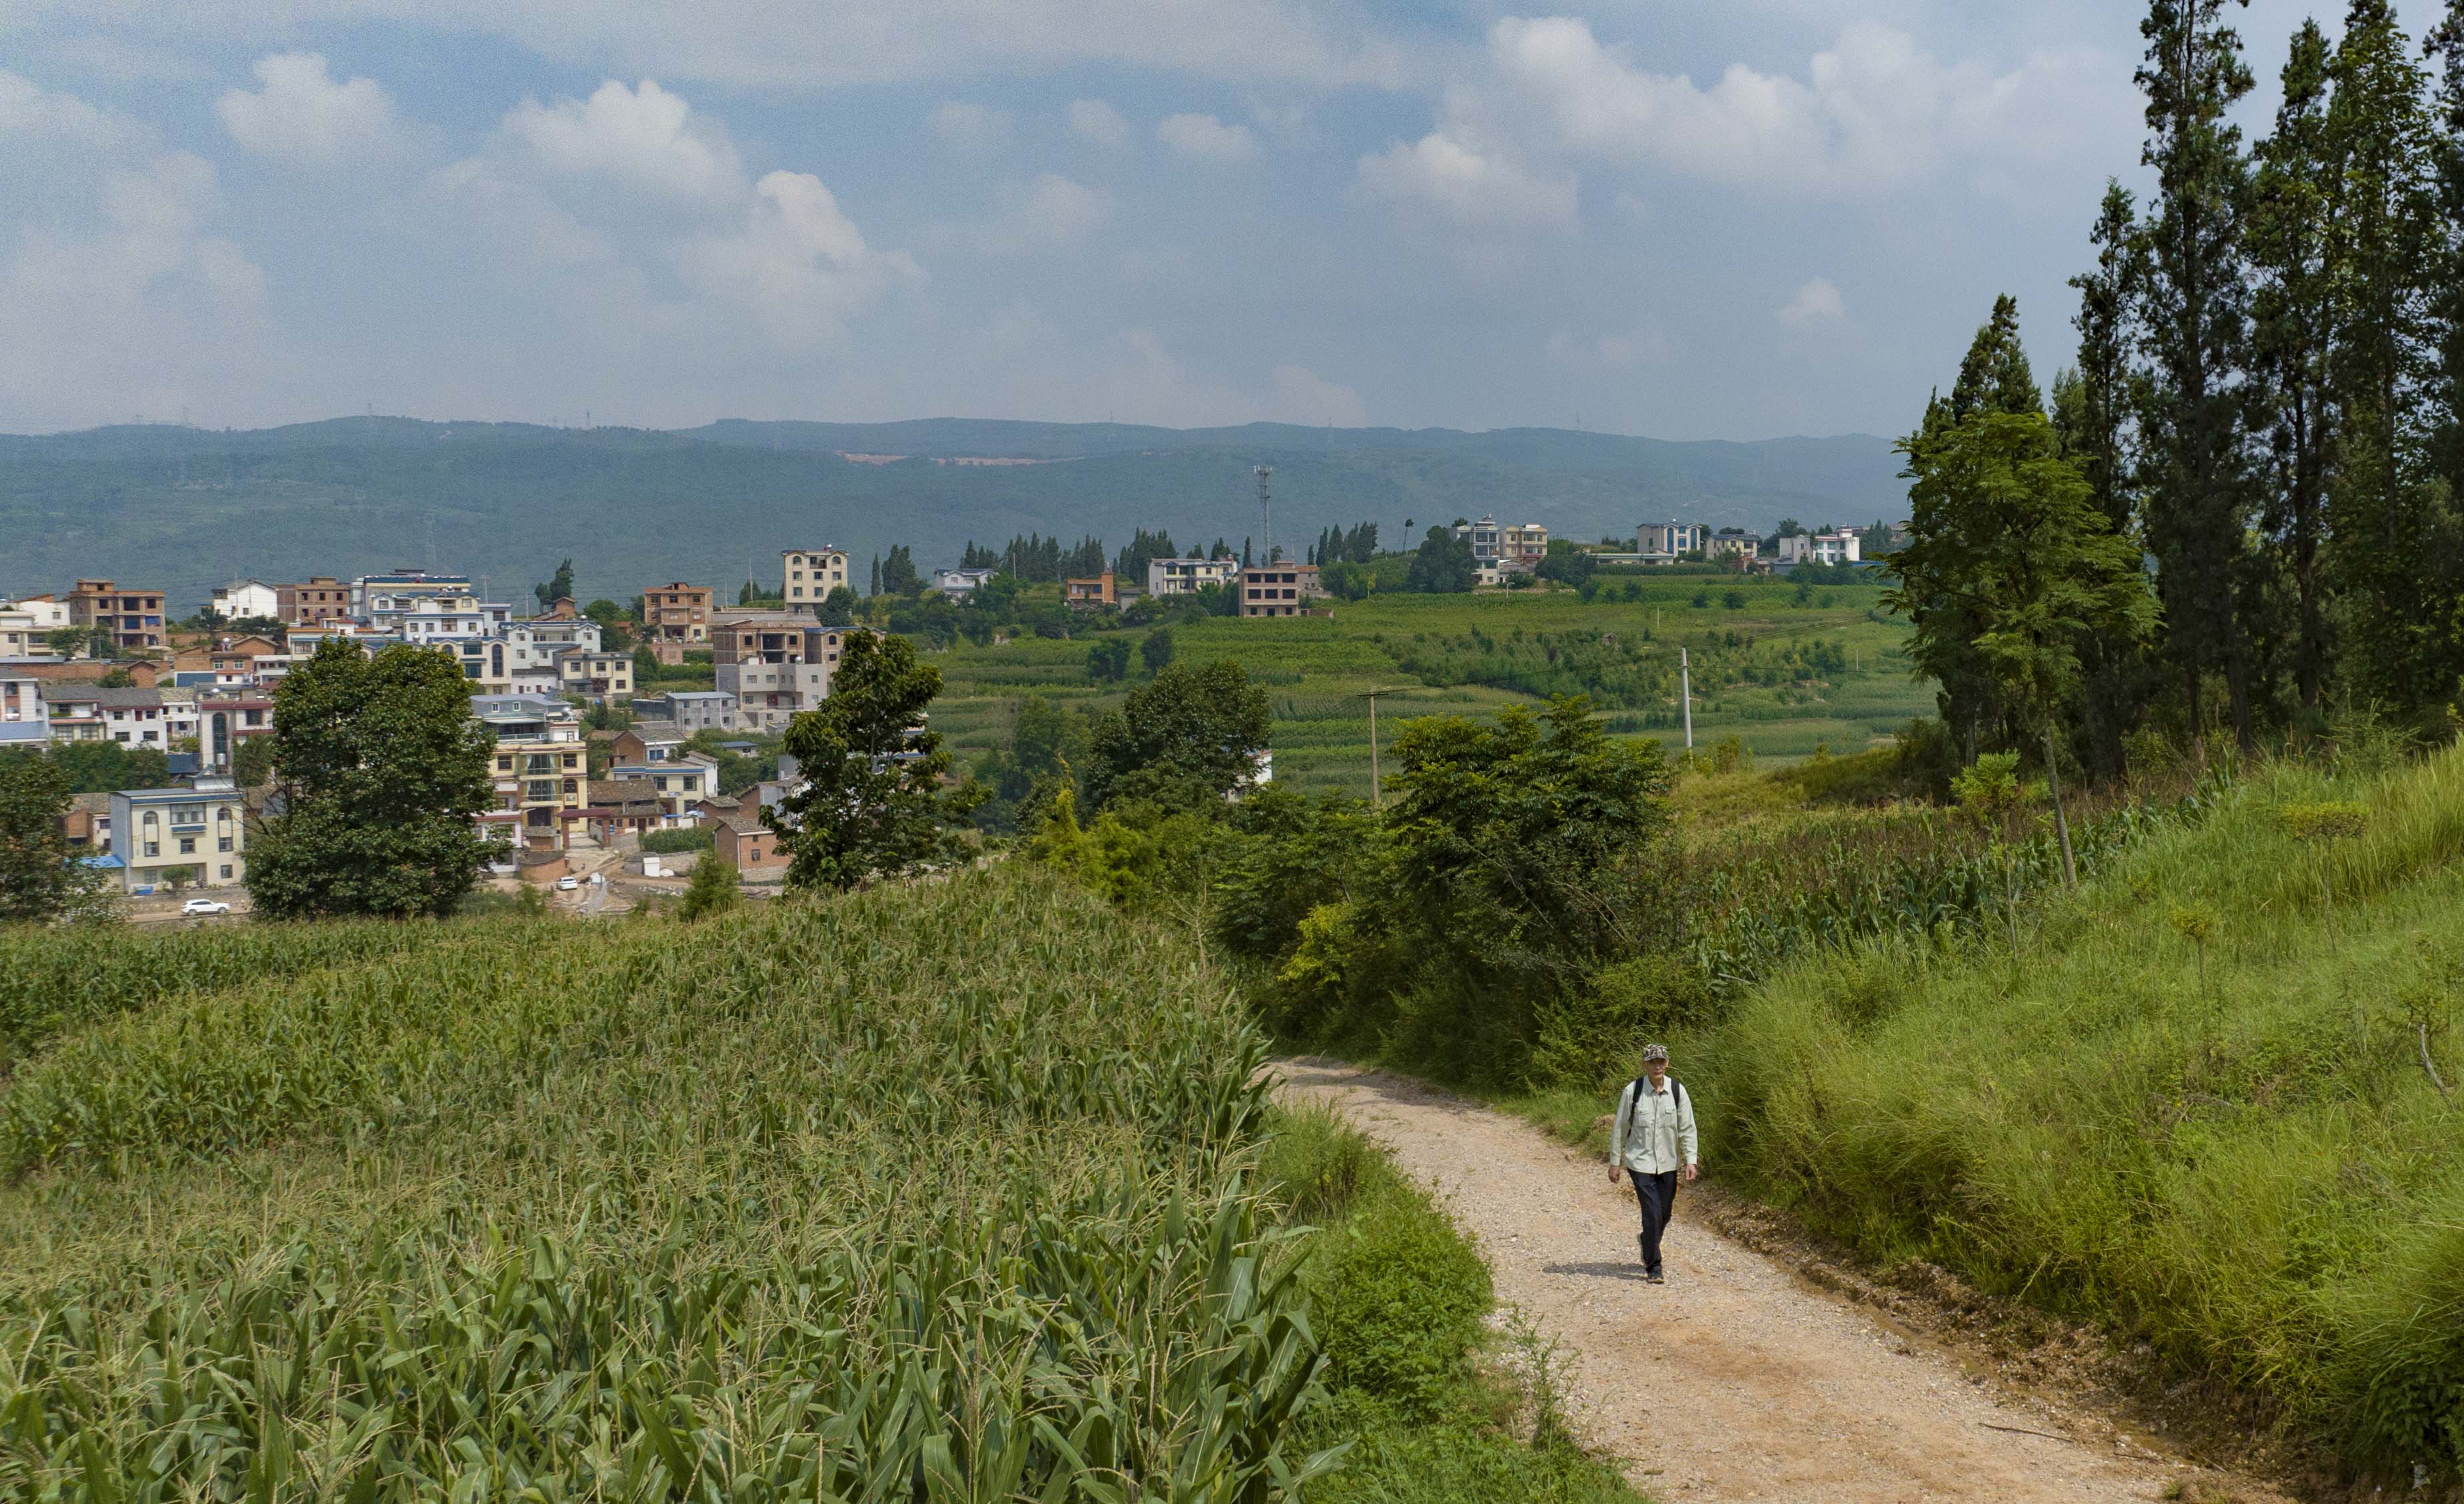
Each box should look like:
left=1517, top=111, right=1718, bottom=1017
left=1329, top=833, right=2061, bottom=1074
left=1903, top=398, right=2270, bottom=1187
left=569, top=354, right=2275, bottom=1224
left=1689, top=746, right=2464, bottom=1477
left=933, top=579, right=1932, bottom=799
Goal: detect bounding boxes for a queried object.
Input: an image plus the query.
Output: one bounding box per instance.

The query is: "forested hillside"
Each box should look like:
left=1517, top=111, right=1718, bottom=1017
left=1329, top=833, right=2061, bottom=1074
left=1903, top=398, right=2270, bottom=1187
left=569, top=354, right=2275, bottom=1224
left=0, top=416, right=1899, bottom=608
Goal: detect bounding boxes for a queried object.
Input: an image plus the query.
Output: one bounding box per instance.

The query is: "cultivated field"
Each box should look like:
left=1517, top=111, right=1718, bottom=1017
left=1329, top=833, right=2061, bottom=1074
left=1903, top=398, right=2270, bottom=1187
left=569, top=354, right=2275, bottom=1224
left=0, top=867, right=1331, bottom=1498
left=929, top=577, right=1933, bottom=797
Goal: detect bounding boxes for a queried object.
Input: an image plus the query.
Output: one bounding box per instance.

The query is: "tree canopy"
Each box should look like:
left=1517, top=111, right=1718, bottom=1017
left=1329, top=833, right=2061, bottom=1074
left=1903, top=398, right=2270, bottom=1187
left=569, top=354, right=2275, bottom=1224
left=1085, top=659, right=1272, bottom=811
left=770, top=631, right=978, bottom=889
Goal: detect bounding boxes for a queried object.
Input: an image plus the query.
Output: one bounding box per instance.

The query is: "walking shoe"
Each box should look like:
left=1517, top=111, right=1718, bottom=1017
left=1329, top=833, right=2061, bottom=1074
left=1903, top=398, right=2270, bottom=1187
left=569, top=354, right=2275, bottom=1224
left=1645, top=1271, right=1665, bottom=1285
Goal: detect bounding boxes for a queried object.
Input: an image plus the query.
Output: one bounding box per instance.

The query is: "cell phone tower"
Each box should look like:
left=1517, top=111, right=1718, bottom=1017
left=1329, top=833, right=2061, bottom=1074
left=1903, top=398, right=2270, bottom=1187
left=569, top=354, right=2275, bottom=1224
left=1254, top=465, right=1273, bottom=563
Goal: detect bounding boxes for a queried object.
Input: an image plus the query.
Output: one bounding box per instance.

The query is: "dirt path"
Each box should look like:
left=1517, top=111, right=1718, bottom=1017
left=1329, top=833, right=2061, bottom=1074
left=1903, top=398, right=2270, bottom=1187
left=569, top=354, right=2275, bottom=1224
left=1277, top=1059, right=2287, bottom=1503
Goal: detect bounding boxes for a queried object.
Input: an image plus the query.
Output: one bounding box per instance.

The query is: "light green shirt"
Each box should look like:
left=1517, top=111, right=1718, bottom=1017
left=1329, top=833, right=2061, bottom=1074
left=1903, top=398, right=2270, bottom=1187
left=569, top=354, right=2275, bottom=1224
left=1610, top=1073, right=1699, bottom=1175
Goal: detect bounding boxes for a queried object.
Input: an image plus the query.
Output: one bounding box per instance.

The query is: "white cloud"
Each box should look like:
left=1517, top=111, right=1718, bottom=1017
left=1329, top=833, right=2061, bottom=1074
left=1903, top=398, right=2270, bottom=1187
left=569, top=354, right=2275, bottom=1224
left=1776, top=277, right=1845, bottom=325
left=217, top=53, right=397, bottom=165
left=1067, top=97, right=1129, bottom=146
left=1, top=148, right=275, bottom=429
left=9, top=0, right=1422, bottom=91
left=1267, top=364, right=1367, bottom=426
left=929, top=100, right=1013, bottom=149
left=1157, top=112, right=1257, bottom=163
left=504, top=79, right=743, bottom=202
left=677, top=170, right=921, bottom=347
left=1483, top=15, right=2129, bottom=195
left=965, top=172, right=1111, bottom=252
left=1355, top=131, right=1575, bottom=229
left=1, top=68, right=143, bottom=145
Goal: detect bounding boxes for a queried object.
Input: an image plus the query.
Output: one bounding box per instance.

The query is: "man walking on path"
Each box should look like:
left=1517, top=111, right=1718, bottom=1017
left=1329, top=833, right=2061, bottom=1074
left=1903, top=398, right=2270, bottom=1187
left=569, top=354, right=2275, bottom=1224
left=1609, top=1043, right=1698, bottom=1283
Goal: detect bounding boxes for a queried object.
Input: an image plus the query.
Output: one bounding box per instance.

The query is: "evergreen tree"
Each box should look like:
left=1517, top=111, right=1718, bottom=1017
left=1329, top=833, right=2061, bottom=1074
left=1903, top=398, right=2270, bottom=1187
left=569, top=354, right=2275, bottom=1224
left=1404, top=525, right=1477, bottom=594
left=534, top=558, right=575, bottom=609
left=2326, top=0, right=2451, bottom=714
left=2247, top=33, right=2340, bottom=715
left=2134, top=0, right=2260, bottom=753
left=881, top=545, right=921, bottom=595
left=869, top=554, right=881, bottom=596
left=2063, top=182, right=2156, bottom=773
left=1895, top=296, right=2045, bottom=758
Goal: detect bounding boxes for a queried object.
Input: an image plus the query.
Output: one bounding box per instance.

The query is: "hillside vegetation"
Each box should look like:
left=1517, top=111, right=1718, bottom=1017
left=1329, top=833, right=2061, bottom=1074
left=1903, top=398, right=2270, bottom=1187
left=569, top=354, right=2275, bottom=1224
left=1691, top=744, right=2464, bottom=1477
left=0, top=416, right=1897, bottom=609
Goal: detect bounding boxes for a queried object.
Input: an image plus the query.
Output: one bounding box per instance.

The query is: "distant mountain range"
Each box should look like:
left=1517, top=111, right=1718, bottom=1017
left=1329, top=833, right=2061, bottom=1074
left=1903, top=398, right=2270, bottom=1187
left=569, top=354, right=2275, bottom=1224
left=0, top=416, right=1907, bottom=611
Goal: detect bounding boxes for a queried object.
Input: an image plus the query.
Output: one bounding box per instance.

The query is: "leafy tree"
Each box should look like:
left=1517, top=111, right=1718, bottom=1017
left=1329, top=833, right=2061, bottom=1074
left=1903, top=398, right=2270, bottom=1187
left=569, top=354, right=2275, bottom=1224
left=1537, top=538, right=1595, bottom=585
left=1894, top=410, right=2159, bottom=884
left=535, top=557, right=575, bottom=609
left=1085, top=659, right=1272, bottom=811
left=1086, top=637, right=1131, bottom=681
left=94, top=667, right=134, bottom=689
left=1319, top=561, right=1373, bottom=600
left=771, top=632, right=978, bottom=889
left=231, top=735, right=275, bottom=789
left=816, top=585, right=858, bottom=628
left=1404, top=525, right=1477, bottom=593
left=2063, top=181, right=2155, bottom=775
left=1385, top=696, right=1671, bottom=973
left=48, top=741, right=168, bottom=794
left=677, top=849, right=741, bottom=920
left=245, top=639, right=503, bottom=919
left=581, top=599, right=633, bottom=649
left=881, top=544, right=921, bottom=595
left=0, top=749, right=112, bottom=923
left=1141, top=628, right=1175, bottom=675
left=2135, top=0, right=2259, bottom=753
left=1113, top=528, right=1179, bottom=585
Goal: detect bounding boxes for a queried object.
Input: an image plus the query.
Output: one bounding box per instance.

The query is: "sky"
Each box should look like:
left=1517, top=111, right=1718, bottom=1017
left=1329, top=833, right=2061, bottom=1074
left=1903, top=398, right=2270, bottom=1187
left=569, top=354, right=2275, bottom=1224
left=0, top=0, right=2390, bottom=441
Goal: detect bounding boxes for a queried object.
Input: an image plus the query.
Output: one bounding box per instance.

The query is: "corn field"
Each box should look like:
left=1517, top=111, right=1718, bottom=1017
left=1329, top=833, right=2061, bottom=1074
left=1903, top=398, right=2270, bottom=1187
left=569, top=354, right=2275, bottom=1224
left=0, top=867, right=1339, bottom=1501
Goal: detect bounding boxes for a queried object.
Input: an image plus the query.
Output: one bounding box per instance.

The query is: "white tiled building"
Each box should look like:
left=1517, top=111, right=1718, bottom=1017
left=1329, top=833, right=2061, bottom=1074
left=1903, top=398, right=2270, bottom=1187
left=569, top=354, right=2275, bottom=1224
left=783, top=548, right=851, bottom=607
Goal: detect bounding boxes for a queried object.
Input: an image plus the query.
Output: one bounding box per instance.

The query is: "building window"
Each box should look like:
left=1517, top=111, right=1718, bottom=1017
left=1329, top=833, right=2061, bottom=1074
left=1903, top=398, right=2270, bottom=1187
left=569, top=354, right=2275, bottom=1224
left=220, top=865, right=232, bottom=879
left=179, top=837, right=195, bottom=855
left=145, top=841, right=159, bottom=857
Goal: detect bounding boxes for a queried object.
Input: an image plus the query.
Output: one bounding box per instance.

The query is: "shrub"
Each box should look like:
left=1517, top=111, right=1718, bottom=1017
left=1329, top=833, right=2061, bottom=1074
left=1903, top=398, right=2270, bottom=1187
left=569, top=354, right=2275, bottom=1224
left=1305, top=1171, right=1491, bottom=1419
left=1527, top=955, right=1712, bottom=1090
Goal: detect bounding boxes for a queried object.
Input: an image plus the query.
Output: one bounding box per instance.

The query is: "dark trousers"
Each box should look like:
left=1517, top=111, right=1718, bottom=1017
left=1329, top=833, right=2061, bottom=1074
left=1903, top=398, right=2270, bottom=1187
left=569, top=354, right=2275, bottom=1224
left=1633, top=1171, right=1678, bottom=1275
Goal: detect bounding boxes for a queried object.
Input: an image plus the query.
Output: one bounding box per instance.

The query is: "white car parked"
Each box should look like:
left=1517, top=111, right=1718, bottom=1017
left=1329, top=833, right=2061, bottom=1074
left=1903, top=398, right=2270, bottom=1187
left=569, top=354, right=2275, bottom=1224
left=181, top=899, right=232, bottom=916
left=555, top=875, right=581, bottom=891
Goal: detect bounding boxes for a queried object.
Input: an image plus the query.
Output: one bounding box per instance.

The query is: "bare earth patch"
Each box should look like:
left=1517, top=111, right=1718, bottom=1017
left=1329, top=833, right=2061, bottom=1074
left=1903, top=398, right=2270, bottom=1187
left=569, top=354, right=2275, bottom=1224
left=1275, top=1058, right=2293, bottom=1503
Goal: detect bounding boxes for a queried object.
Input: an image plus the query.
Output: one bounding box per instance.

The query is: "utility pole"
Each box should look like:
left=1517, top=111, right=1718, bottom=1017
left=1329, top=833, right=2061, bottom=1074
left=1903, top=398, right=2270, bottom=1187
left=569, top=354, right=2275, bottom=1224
left=1680, top=647, right=1693, bottom=750
left=1353, top=686, right=1402, bottom=807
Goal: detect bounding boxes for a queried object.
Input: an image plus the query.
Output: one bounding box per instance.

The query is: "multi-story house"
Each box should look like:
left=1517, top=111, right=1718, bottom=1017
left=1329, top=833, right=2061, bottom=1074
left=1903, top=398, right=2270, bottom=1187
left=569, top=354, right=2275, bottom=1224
left=1453, top=516, right=1503, bottom=566
left=1065, top=571, right=1116, bottom=609
left=1778, top=531, right=1863, bottom=567
left=720, top=661, right=835, bottom=733
left=0, top=595, right=69, bottom=658
left=633, top=691, right=737, bottom=734
left=641, top=583, right=713, bottom=644
left=1238, top=564, right=1328, bottom=619
left=1705, top=529, right=1759, bottom=563
left=393, top=594, right=505, bottom=642
left=277, top=577, right=353, bottom=625
left=609, top=755, right=720, bottom=825
left=553, top=647, right=633, bottom=703
left=612, top=726, right=687, bottom=765
left=48, top=687, right=172, bottom=748
left=205, top=635, right=285, bottom=685
left=157, top=685, right=201, bottom=748
left=781, top=548, right=851, bottom=609
left=1145, top=557, right=1237, bottom=597
left=932, top=567, right=1000, bottom=598
left=209, top=581, right=281, bottom=621
left=67, top=579, right=166, bottom=652
left=1637, top=522, right=1707, bottom=562
left=473, top=694, right=588, bottom=849
left=353, top=570, right=476, bottom=623
left=110, top=777, right=247, bottom=892
left=1500, top=523, right=1549, bottom=561
left=196, top=693, right=273, bottom=772
left=1, top=673, right=43, bottom=726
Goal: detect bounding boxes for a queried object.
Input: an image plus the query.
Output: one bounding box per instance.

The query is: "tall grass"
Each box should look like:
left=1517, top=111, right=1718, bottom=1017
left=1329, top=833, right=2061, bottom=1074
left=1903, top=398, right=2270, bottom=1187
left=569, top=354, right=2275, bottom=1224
left=0, top=867, right=1340, bottom=1500
left=1691, top=745, right=2464, bottom=1479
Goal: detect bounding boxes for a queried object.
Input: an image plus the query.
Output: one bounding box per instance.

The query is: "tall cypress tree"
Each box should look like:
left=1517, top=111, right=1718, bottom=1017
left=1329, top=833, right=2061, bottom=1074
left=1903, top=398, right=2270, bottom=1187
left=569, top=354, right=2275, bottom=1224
left=1894, top=295, right=2045, bottom=759
left=2061, top=182, right=2154, bottom=773
left=2247, top=23, right=2339, bottom=713
left=2134, top=0, right=2259, bottom=755
left=2329, top=0, right=2452, bottom=713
